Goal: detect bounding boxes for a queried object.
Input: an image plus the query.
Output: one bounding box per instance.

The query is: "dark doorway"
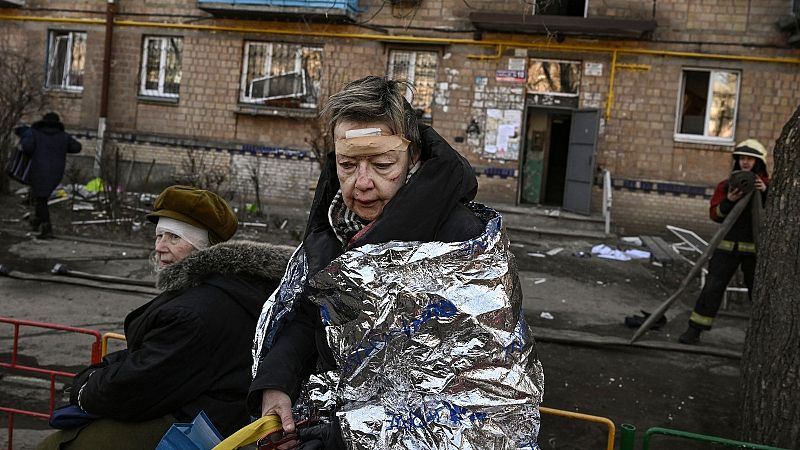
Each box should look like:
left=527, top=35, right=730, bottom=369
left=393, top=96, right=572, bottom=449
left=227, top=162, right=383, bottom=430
left=543, top=114, right=572, bottom=206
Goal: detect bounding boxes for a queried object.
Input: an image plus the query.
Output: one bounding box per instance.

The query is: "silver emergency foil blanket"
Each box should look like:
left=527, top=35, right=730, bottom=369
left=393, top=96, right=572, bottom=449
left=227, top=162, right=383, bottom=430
left=253, top=204, right=543, bottom=449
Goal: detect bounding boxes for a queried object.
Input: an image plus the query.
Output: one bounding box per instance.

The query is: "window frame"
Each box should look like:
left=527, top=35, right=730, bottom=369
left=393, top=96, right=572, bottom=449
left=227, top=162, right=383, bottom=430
left=46, top=30, right=86, bottom=92
left=386, top=48, right=440, bottom=120
left=139, top=36, right=183, bottom=99
left=673, top=67, right=742, bottom=145
left=238, top=41, right=323, bottom=109
left=526, top=58, right=582, bottom=98
left=534, top=0, right=588, bottom=17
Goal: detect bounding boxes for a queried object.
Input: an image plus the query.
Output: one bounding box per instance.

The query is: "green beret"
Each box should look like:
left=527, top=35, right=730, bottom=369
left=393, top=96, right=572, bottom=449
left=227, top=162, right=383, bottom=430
left=146, top=185, right=238, bottom=244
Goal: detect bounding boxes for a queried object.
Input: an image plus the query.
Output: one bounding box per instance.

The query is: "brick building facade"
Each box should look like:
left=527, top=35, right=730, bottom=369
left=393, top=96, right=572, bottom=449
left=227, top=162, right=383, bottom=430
left=1, top=0, right=798, bottom=235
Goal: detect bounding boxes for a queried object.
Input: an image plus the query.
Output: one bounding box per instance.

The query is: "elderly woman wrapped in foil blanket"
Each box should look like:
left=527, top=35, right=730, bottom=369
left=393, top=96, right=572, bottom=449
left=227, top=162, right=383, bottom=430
left=248, top=76, right=544, bottom=450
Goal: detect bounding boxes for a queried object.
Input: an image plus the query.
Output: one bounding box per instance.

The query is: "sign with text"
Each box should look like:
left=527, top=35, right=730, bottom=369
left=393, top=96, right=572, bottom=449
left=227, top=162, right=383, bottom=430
left=495, top=70, right=527, bottom=83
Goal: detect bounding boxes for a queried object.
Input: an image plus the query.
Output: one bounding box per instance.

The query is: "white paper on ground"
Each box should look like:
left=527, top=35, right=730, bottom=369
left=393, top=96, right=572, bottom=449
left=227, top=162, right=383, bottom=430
left=624, top=249, right=651, bottom=259
left=591, top=244, right=631, bottom=261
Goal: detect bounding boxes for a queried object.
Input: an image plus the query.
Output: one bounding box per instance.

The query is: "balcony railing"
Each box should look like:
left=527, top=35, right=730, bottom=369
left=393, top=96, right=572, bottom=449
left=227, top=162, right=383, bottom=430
left=198, top=0, right=360, bottom=20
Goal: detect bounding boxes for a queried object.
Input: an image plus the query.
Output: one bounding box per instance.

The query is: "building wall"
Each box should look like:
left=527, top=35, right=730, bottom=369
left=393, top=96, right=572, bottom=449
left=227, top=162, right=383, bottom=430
left=2, top=0, right=798, bottom=234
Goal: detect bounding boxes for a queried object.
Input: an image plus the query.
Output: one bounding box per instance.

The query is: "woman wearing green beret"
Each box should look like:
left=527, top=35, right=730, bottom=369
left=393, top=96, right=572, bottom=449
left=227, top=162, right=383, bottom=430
left=38, top=186, right=292, bottom=450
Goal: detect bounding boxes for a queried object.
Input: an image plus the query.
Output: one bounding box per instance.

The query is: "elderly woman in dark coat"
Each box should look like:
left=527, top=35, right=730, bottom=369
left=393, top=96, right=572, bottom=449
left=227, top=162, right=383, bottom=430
left=38, top=186, right=292, bottom=450
left=20, top=112, right=82, bottom=238
left=249, top=77, right=543, bottom=450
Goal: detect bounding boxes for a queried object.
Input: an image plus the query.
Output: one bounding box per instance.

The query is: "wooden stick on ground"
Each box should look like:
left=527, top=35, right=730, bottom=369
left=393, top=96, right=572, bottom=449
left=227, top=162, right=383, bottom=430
left=0, top=265, right=159, bottom=295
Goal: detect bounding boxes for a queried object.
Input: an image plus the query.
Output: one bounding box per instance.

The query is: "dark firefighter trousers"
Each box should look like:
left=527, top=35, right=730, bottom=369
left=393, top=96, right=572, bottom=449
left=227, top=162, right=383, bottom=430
left=689, top=249, right=756, bottom=330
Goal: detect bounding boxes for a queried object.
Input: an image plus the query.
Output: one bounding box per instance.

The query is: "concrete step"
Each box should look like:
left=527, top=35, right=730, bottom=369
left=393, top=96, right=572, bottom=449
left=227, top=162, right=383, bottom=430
left=490, top=203, right=612, bottom=238
left=507, top=225, right=610, bottom=244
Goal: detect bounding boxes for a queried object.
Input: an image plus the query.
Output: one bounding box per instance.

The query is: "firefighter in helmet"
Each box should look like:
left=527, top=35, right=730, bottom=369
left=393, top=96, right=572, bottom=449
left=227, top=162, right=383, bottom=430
left=679, top=139, right=769, bottom=345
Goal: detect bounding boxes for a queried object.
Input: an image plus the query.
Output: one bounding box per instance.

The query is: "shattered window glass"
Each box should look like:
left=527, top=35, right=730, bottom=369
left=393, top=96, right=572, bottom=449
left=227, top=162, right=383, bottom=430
left=46, top=30, right=86, bottom=91
left=240, top=41, right=323, bottom=109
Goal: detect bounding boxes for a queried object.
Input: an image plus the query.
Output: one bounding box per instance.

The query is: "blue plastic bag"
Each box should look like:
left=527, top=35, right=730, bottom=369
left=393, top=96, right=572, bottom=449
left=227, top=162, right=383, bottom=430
left=156, top=411, right=223, bottom=450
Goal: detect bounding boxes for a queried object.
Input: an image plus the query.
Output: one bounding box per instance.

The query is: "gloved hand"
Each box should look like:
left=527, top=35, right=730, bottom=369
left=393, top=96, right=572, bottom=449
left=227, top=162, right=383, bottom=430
left=296, top=417, right=346, bottom=450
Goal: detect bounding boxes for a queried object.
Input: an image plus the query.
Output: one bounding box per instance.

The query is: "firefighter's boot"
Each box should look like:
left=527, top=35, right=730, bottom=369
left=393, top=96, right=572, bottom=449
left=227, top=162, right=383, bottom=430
left=37, top=222, right=53, bottom=239
left=678, top=325, right=702, bottom=345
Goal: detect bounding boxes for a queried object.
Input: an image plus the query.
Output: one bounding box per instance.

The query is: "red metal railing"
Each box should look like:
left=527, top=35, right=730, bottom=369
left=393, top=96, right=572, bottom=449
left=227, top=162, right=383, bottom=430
left=0, top=317, right=102, bottom=450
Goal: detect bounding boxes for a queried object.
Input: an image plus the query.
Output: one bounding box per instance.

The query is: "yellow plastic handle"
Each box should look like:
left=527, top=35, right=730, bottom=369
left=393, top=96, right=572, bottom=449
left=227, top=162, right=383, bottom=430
left=212, top=415, right=283, bottom=450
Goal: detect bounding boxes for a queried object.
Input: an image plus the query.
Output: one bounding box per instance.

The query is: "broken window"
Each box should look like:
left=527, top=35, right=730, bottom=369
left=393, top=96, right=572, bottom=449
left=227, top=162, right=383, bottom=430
left=387, top=50, right=438, bottom=120
left=46, top=30, right=86, bottom=91
left=533, top=0, right=587, bottom=17
left=240, top=42, right=322, bottom=108
left=676, top=68, right=740, bottom=142
left=527, top=60, right=581, bottom=96
left=140, top=36, right=183, bottom=98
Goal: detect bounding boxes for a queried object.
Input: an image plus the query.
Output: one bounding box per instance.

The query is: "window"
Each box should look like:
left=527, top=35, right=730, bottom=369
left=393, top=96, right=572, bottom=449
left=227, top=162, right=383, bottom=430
left=140, top=36, right=183, bottom=98
left=240, top=42, right=322, bottom=108
left=46, top=30, right=86, bottom=91
left=527, top=59, right=581, bottom=96
left=675, top=69, right=740, bottom=142
left=534, top=0, right=587, bottom=17
left=387, top=50, right=438, bottom=120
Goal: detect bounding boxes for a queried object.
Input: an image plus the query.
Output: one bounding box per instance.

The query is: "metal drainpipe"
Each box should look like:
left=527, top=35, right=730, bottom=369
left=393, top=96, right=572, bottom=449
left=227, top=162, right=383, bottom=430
left=605, top=50, right=618, bottom=121
left=95, top=0, right=115, bottom=176
left=2, top=15, right=799, bottom=66
left=620, top=423, right=636, bottom=450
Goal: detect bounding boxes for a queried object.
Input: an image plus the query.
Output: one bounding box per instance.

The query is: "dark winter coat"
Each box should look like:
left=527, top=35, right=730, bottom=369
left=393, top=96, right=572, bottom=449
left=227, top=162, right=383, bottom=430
left=21, top=117, right=82, bottom=197
left=70, top=241, right=292, bottom=437
left=247, top=124, right=485, bottom=414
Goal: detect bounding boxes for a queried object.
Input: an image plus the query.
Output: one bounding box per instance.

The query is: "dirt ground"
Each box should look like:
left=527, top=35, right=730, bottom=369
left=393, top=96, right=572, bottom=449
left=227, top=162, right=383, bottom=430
left=0, top=189, right=750, bottom=450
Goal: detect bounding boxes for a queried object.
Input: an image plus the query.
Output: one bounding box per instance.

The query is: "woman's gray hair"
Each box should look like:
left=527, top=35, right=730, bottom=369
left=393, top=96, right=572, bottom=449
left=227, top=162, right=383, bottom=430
left=321, top=76, right=420, bottom=157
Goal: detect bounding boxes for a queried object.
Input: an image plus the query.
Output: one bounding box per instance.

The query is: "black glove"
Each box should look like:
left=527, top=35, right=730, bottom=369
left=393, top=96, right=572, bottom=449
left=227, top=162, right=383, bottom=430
left=67, top=350, right=126, bottom=405
left=296, top=417, right=346, bottom=450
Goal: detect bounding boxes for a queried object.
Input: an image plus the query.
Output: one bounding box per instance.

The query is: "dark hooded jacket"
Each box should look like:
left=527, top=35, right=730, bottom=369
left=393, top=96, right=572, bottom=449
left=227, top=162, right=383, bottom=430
left=247, top=124, right=484, bottom=414
left=20, top=116, right=82, bottom=197
left=70, top=241, right=291, bottom=436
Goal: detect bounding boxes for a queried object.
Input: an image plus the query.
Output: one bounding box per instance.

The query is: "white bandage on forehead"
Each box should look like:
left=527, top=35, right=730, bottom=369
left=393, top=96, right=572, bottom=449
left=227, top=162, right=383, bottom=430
left=345, top=128, right=382, bottom=139
left=336, top=127, right=409, bottom=157
left=155, top=217, right=210, bottom=250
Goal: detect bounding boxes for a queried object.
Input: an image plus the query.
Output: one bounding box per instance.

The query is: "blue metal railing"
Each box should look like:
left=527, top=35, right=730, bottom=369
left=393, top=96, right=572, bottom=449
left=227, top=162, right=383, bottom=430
left=198, top=0, right=359, bottom=15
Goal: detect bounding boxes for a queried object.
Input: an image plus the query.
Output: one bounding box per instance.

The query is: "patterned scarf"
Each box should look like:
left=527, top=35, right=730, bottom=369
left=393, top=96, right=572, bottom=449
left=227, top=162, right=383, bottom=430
left=329, top=159, right=421, bottom=245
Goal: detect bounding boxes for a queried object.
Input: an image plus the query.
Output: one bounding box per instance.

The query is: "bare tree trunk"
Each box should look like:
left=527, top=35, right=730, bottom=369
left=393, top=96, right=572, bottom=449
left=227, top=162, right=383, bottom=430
left=739, top=105, right=800, bottom=447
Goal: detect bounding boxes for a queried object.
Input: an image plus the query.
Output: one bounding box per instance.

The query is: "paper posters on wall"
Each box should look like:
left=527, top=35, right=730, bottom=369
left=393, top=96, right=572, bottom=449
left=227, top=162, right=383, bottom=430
left=483, top=108, right=522, bottom=160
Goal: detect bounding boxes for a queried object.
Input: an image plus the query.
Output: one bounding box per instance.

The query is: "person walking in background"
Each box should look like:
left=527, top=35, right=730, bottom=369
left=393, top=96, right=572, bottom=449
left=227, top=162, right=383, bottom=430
left=20, top=112, right=82, bottom=239
left=679, top=139, right=770, bottom=345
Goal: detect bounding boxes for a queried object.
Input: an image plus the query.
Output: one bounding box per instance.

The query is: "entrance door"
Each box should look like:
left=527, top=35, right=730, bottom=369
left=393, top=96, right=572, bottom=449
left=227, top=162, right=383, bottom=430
left=519, top=109, right=573, bottom=206
left=562, top=109, right=599, bottom=215
left=520, top=110, right=547, bottom=204
left=543, top=114, right=572, bottom=206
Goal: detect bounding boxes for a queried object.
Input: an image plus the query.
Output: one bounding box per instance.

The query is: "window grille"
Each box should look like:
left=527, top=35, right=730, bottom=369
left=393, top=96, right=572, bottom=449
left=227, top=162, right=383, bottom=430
left=140, top=36, right=183, bottom=98
left=46, top=30, right=86, bottom=91
left=387, top=50, right=438, bottom=120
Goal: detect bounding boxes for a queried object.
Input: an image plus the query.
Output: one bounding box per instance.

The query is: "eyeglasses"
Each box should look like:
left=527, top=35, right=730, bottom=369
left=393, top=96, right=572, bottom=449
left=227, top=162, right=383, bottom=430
left=155, top=231, right=183, bottom=246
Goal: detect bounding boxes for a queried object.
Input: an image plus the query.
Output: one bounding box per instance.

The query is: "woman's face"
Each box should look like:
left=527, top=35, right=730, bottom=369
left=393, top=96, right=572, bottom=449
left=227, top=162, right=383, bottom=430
left=334, top=119, right=410, bottom=222
left=154, top=230, right=196, bottom=268
left=738, top=155, right=757, bottom=172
